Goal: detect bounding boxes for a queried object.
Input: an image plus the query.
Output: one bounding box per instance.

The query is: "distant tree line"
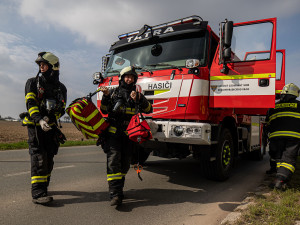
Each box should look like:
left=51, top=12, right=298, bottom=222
left=0, top=114, right=71, bottom=122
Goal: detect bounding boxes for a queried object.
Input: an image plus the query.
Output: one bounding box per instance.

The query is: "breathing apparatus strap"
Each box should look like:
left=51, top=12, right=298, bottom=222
left=35, top=71, right=44, bottom=99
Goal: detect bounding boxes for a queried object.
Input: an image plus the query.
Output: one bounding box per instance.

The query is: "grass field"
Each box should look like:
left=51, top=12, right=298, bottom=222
left=233, top=156, right=300, bottom=225
left=0, top=120, right=95, bottom=149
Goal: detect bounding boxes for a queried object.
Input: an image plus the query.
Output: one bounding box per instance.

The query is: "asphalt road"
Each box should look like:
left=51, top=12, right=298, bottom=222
left=0, top=145, right=269, bottom=225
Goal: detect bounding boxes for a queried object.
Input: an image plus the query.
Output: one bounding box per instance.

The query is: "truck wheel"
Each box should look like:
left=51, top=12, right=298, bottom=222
left=202, top=128, right=234, bottom=181
left=131, top=145, right=150, bottom=165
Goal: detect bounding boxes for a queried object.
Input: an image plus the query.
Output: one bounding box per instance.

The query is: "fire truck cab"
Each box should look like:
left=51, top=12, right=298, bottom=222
left=93, top=16, right=285, bottom=180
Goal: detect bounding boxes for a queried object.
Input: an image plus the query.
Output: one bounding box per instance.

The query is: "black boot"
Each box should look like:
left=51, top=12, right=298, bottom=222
left=266, top=160, right=277, bottom=174
left=269, top=175, right=287, bottom=191
left=266, top=167, right=277, bottom=174
left=110, top=196, right=123, bottom=206
left=32, top=193, right=53, bottom=205
left=274, top=179, right=287, bottom=191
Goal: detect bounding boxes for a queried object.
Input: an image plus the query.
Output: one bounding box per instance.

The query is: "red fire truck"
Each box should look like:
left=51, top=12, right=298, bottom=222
left=93, top=16, right=286, bottom=180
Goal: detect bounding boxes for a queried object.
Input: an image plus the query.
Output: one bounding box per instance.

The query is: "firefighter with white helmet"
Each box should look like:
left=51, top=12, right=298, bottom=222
left=99, top=66, right=152, bottom=206
left=22, top=52, right=67, bottom=204
left=266, top=83, right=300, bottom=190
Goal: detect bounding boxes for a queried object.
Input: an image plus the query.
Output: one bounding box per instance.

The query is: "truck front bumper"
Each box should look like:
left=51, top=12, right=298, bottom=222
left=147, top=120, right=211, bottom=145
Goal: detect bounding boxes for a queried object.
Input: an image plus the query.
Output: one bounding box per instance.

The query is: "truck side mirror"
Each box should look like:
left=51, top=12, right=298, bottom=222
left=224, top=47, right=231, bottom=59
left=224, top=21, right=233, bottom=47
left=219, top=20, right=233, bottom=74
left=223, top=21, right=233, bottom=60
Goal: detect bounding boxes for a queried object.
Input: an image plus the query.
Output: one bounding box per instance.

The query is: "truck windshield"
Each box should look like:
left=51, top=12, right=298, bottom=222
left=104, top=31, right=208, bottom=77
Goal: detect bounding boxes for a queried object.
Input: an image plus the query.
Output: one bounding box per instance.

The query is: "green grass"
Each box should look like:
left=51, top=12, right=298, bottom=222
left=235, top=156, right=300, bottom=225
left=0, top=140, right=97, bottom=150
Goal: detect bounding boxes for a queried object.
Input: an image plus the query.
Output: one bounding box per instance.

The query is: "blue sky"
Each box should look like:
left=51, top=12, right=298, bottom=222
left=1, top=0, right=300, bottom=119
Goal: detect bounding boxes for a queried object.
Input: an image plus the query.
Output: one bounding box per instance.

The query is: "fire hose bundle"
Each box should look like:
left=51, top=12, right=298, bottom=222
left=66, top=87, right=152, bottom=142
left=66, top=88, right=109, bottom=139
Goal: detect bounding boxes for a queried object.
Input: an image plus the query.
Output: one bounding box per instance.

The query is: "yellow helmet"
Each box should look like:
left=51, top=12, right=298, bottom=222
left=119, top=66, right=138, bottom=84
left=281, top=83, right=300, bottom=97
left=35, top=52, right=60, bottom=71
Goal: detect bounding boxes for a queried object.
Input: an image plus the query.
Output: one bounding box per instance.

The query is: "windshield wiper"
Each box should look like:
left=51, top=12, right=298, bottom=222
left=134, top=66, right=153, bottom=74
left=106, top=69, right=120, bottom=74
left=146, top=63, right=182, bottom=71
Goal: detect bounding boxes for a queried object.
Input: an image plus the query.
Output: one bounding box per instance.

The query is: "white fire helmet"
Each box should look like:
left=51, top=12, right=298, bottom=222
left=281, top=83, right=300, bottom=97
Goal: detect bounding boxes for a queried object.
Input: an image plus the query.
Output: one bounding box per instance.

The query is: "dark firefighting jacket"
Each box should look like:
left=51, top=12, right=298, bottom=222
left=23, top=74, right=67, bottom=127
left=100, top=86, right=152, bottom=133
left=266, top=99, right=300, bottom=139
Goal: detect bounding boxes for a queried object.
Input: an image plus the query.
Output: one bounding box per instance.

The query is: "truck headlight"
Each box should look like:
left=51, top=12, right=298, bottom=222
left=186, top=127, right=201, bottom=135
left=93, top=72, right=101, bottom=80
left=186, top=59, right=200, bottom=68
left=173, top=126, right=184, bottom=136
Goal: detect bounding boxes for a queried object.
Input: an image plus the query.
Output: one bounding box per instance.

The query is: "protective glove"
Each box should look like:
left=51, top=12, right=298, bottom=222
left=39, top=119, right=52, bottom=132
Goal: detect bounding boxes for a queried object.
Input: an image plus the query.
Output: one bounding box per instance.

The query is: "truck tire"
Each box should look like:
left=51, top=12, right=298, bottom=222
left=131, top=145, right=150, bottom=165
left=202, top=128, right=234, bottom=181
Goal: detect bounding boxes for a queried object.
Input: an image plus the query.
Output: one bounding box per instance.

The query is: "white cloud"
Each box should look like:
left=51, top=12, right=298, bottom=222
left=1, top=0, right=300, bottom=118
left=18, top=0, right=300, bottom=48
left=0, top=31, right=97, bottom=118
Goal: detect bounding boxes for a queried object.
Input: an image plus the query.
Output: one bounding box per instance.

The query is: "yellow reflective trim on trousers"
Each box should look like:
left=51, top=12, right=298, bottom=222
left=210, top=73, right=276, bottom=81
left=31, top=179, right=48, bottom=184
left=281, top=163, right=295, bottom=172
left=31, top=175, right=50, bottom=179
left=108, top=126, right=117, bottom=133
left=107, top=173, right=123, bottom=181
left=277, top=162, right=295, bottom=173
left=143, top=102, right=152, bottom=112
left=31, top=174, right=50, bottom=184
left=269, top=131, right=300, bottom=139
left=29, top=106, right=39, bottom=117
left=269, top=111, right=300, bottom=122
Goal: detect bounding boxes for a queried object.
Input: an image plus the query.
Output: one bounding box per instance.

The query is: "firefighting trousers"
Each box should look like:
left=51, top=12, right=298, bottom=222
left=27, top=126, right=59, bottom=198
left=269, top=138, right=300, bottom=181
left=268, top=140, right=282, bottom=170
left=103, top=131, right=133, bottom=198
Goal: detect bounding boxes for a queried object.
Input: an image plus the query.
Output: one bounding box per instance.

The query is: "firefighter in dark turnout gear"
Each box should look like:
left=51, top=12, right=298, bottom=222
left=23, top=52, right=67, bottom=204
left=266, top=83, right=300, bottom=190
left=99, top=66, right=152, bottom=206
